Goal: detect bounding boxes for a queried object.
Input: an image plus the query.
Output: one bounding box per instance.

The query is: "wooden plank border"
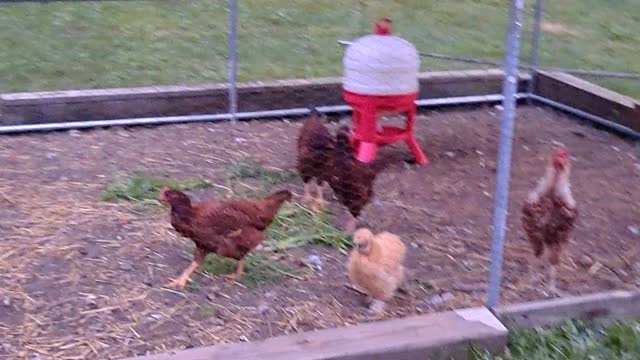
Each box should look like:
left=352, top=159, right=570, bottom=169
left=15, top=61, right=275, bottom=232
left=494, top=290, right=640, bottom=330
left=120, top=307, right=507, bottom=360
left=0, top=69, right=530, bottom=125
left=533, top=71, right=640, bottom=132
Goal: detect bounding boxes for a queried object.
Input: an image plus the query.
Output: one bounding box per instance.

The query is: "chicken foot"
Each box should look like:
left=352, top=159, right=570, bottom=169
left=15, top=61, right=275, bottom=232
left=166, top=261, right=201, bottom=288
left=222, top=259, right=245, bottom=282
left=166, top=248, right=206, bottom=289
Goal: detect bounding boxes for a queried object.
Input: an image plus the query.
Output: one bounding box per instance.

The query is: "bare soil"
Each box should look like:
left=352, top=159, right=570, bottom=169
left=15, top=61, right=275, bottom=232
left=1, top=106, right=639, bottom=359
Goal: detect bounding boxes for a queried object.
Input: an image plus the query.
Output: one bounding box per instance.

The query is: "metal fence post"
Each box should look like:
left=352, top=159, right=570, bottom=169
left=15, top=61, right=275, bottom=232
left=527, top=0, right=544, bottom=102
left=228, top=0, right=239, bottom=123
left=486, top=0, right=526, bottom=308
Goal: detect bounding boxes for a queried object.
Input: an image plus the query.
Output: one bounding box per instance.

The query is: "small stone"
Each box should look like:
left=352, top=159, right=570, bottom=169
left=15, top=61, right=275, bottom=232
left=494, top=105, right=504, bottom=111
left=85, top=299, right=98, bottom=309
left=211, top=318, right=225, bottom=326
left=29, top=354, right=42, bottom=360
left=428, top=294, right=444, bottom=306
left=118, top=262, right=134, bottom=271
left=577, top=255, right=594, bottom=268
left=45, top=152, right=57, bottom=160
left=264, top=291, right=275, bottom=298
left=239, top=335, right=249, bottom=342
left=306, top=255, right=323, bottom=271
left=475, top=150, right=484, bottom=156
left=482, top=191, right=491, bottom=198
left=410, top=242, right=419, bottom=249
left=628, top=225, right=639, bottom=236
left=2, top=297, right=10, bottom=307
left=148, top=313, right=163, bottom=321
left=68, top=130, right=81, bottom=136
left=441, top=292, right=455, bottom=302
left=445, top=151, right=456, bottom=158
left=256, top=304, right=271, bottom=316
left=611, top=145, right=620, bottom=152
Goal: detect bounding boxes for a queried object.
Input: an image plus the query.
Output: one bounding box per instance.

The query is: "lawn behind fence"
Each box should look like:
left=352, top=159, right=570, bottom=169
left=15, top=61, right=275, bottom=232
left=0, top=0, right=638, bottom=98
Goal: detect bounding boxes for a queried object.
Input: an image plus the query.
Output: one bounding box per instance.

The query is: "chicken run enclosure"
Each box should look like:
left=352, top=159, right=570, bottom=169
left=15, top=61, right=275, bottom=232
left=1, top=0, right=640, bottom=359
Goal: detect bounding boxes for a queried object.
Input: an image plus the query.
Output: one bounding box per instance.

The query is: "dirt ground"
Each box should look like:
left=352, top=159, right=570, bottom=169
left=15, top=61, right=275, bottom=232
left=1, top=105, right=639, bottom=359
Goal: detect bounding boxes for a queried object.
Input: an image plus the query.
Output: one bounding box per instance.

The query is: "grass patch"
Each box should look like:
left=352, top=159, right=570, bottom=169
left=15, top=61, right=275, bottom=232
left=473, top=320, right=640, bottom=360
left=265, top=203, right=352, bottom=255
left=200, top=253, right=294, bottom=288
left=0, top=1, right=638, bottom=98
left=102, top=172, right=212, bottom=202
left=225, top=160, right=297, bottom=186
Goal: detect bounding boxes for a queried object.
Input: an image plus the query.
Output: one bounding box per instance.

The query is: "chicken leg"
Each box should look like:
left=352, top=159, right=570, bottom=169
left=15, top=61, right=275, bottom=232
left=311, top=181, right=328, bottom=213
left=303, top=182, right=313, bottom=204
left=166, top=248, right=206, bottom=289
left=344, top=214, right=357, bottom=233
left=222, top=259, right=245, bottom=282
left=547, top=265, right=568, bottom=297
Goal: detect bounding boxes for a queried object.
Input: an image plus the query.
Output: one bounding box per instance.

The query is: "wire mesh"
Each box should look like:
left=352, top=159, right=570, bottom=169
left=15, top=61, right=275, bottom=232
left=1, top=1, right=639, bottom=359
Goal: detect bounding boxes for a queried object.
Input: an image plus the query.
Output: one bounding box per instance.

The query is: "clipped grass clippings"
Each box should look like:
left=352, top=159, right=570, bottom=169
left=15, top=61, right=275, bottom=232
left=102, top=172, right=212, bottom=202
left=266, top=202, right=352, bottom=254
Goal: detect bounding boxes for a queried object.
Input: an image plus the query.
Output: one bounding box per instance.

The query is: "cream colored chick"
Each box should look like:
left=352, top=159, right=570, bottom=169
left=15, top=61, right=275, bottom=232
left=347, top=228, right=407, bottom=314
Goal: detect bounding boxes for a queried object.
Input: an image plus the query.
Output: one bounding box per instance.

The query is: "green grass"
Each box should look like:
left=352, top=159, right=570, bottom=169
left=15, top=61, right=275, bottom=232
left=0, top=1, right=638, bottom=98
left=199, top=253, right=294, bottom=288
left=265, top=203, right=352, bottom=255
left=473, top=320, right=640, bottom=360
left=225, top=160, right=297, bottom=187
left=102, top=172, right=212, bottom=202
left=197, top=203, right=350, bottom=287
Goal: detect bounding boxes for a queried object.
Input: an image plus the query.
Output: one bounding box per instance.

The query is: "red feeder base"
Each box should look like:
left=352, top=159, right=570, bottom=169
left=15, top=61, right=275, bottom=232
left=343, top=89, right=428, bottom=165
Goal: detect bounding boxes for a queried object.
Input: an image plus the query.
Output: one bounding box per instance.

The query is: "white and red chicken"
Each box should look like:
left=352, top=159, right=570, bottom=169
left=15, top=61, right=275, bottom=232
left=521, top=147, right=578, bottom=295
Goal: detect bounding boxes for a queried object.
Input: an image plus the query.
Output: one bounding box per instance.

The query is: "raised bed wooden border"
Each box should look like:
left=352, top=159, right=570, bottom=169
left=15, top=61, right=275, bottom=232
left=120, top=290, right=640, bottom=360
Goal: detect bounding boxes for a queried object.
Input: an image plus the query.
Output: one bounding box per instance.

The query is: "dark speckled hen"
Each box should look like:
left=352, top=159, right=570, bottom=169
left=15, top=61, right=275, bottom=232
left=296, top=107, right=335, bottom=212
left=329, top=125, right=377, bottom=233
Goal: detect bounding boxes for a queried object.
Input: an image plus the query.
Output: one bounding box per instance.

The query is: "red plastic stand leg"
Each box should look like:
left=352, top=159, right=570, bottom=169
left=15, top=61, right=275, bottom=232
left=356, top=142, right=378, bottom=163
left=404, top=107, right=428, bottom=165
left=406, top=136, right=428, bottom=165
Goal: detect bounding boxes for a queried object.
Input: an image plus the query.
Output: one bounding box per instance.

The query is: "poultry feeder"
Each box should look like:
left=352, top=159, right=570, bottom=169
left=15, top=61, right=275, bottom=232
left=342, top=17, right=428, bottom=165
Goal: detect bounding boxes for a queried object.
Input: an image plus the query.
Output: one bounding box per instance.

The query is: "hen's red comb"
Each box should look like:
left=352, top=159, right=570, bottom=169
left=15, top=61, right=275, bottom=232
left=554, top=147, right=569, bottom=157
left=159, top=187, right=170, bottom=198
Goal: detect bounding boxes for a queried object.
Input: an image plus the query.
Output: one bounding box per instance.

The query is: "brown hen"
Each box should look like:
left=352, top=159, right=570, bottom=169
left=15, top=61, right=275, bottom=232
left=522, top=147, right=578, bottom=295
left=296, top=108, right=335, bottom=212
left=329, top=125, right=377, bottom=232
left=160, top=188, right=292, bottom=288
